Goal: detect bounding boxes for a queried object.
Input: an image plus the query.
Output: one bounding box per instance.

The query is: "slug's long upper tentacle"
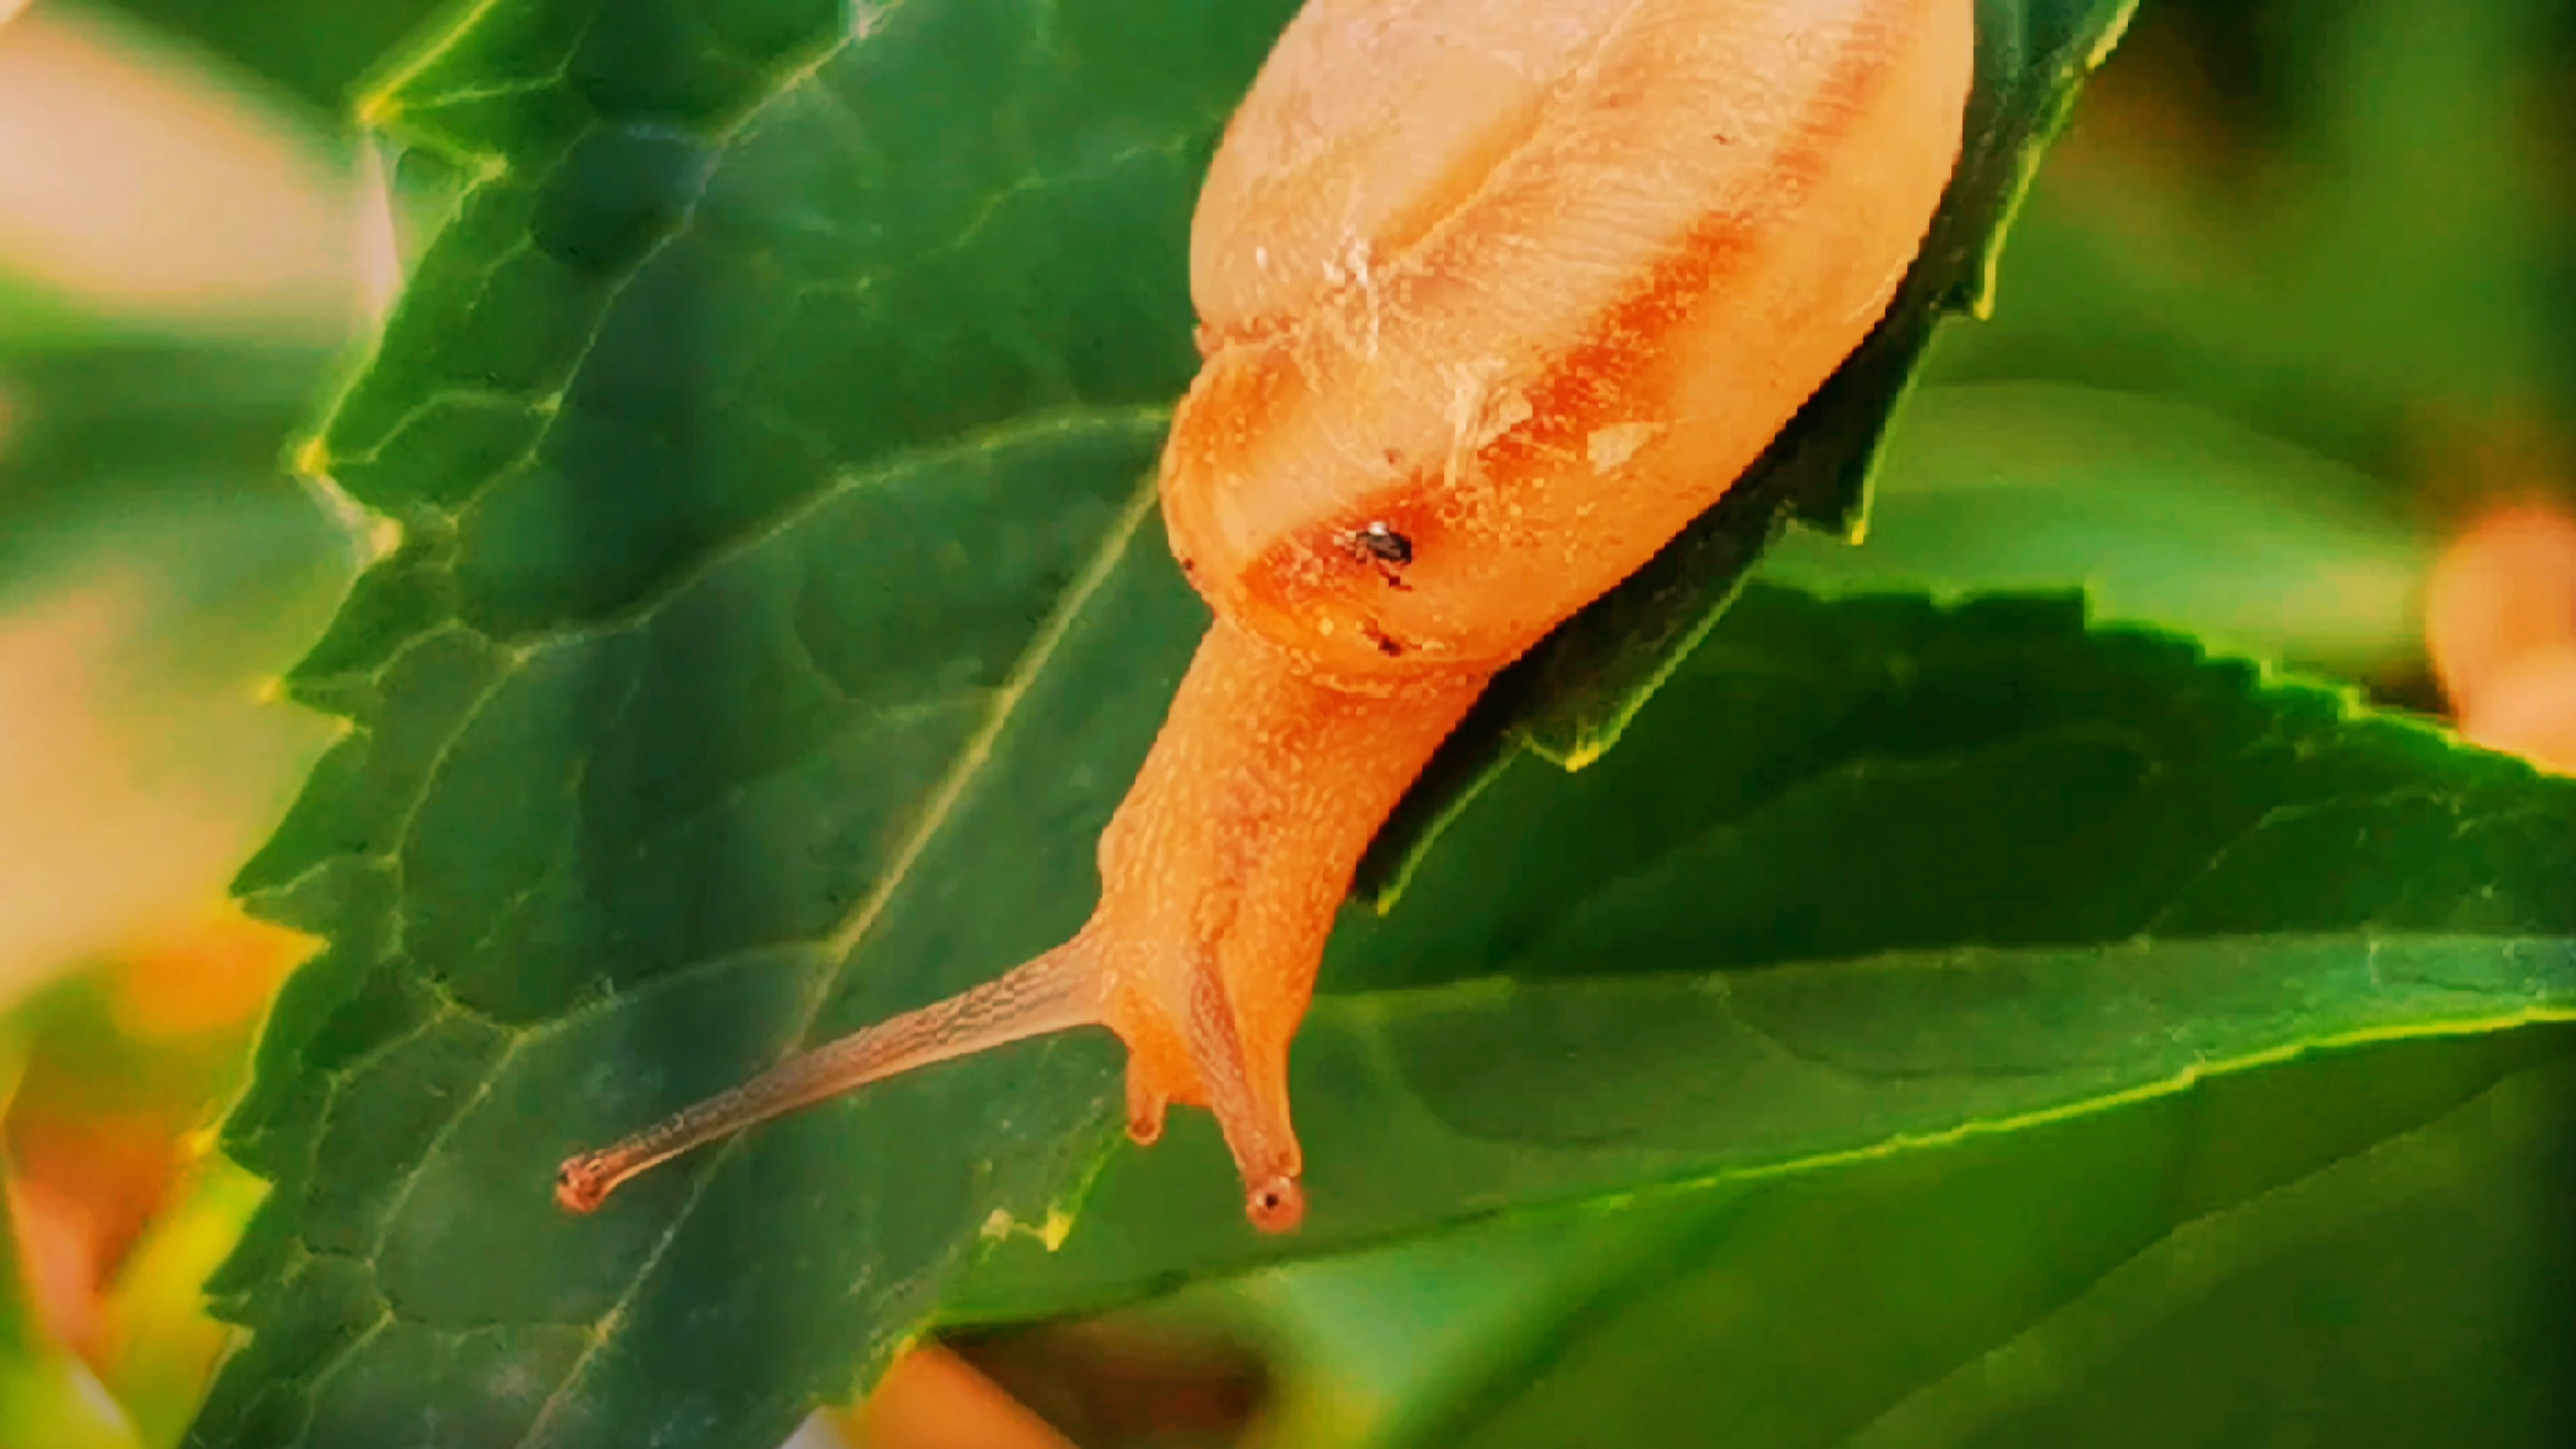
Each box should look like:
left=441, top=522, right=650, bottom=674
left=554, top=940, right=1107, bottom=1213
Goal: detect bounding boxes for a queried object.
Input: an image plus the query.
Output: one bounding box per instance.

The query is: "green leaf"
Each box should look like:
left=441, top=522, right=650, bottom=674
left=1241, top=1027, right=2576, bottom=1449
left=1358, top=0, right=2138, bottom=895
left=951, top=586, right=2576, bottom=1317
left=1829, top=1046, right=2576, bottom=1448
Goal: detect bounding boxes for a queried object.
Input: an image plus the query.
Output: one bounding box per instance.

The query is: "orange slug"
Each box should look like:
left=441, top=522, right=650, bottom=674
left=556, top=0, right=1974, bottom=1234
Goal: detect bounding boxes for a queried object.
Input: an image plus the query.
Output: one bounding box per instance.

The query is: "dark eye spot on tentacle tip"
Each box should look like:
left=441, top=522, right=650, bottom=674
left=1248, top=1175, right=1305, bottom=1232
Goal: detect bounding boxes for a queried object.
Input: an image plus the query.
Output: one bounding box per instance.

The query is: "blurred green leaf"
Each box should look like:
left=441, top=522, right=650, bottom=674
left=0, top=1249, right=143, bottom=1449
left=1231, top=1197, right=1666, bottom=1448
left=82, top=0, right=455, bottom=120
left=98, top=1160, right=266, bottom=1449
left=0, top=273, right=110, bottom=357
left=1925, top=0, right=2574, bottom=470
left=1754, top=380, right=2433, bottom=674
left=0, top=3, right=372, bottom=352
left=0, top=343, right=352, bottom=1010
left=0, top=344, right=339, bottom=582
left=2242, top=0, right=2567, bottom=415
left=0, top=1044, right=145, bottom=1449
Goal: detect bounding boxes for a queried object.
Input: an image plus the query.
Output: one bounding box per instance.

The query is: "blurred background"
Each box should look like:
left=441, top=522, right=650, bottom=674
left=0, top=0, right=2568, bottom=1444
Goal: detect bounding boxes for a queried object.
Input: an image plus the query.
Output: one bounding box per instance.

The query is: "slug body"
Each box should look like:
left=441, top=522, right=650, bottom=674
left=557, top=0, right=1973, bottom=1233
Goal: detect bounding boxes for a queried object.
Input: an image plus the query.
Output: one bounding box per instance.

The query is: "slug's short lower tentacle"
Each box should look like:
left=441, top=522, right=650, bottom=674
left=1183, top=953, right=1307, bottom=1231
left=1124, top=1066, right=1171, bottom=1145
left=554, top=938, right=1107, bottom=1213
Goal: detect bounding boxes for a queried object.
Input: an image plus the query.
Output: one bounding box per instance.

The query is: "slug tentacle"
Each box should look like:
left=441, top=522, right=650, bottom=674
left=553, top=941, right=1106, bottom=1214
left=1124, top=1067, right=1172, bottom=1145
left=1186, top=957, right=1308, bottom=1231
left=557, top=0, right=1975, bottom=1234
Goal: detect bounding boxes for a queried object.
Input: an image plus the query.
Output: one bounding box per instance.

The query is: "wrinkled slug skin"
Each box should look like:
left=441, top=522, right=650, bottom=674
left=1164, top=0, right=1975, bottom=679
